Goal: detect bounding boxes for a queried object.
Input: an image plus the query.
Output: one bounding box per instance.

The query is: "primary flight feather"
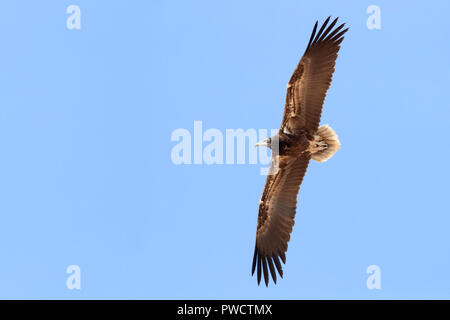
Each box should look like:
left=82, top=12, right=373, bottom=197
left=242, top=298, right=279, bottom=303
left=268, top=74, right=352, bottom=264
left=252, top=16, right=348, bottom=286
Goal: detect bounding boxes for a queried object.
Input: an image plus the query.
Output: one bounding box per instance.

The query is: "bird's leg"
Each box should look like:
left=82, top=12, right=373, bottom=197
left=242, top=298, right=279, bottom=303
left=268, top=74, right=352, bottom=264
left=309, top=135, right=328, bottom=153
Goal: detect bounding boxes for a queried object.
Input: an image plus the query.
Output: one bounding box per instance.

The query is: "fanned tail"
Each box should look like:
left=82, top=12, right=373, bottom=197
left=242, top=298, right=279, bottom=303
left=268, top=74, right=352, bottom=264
left=310, top=125, right=341, bottom=162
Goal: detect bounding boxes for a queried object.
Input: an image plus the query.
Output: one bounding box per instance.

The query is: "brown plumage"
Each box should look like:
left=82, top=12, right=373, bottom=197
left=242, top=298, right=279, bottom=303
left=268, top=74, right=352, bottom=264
left=252, top=17, right=348, bottom=286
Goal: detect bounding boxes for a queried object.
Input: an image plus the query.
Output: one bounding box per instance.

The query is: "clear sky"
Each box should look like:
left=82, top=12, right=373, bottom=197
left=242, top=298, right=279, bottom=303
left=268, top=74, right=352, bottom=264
left=0, top=0, right=449, bottom=299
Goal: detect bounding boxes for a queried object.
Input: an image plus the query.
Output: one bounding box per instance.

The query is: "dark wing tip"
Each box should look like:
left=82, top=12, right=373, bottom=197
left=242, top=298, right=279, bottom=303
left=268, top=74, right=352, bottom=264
left=305, top=20, right=319, bottom=52
left=262, top=256, right=269, bottom=287
left=252, top=243, right=285, bottom=286
left=267, top=257, right=277, bottom=284
left=257, top=254, right=262, bottom=285
left=251, top=244, right=257, bottom=275
left=330, top=27, right=349, bottom=44
left=312, top=16, right=331, bottom=44
left=280, top=251, right=286, bottom=264
left=305, top=17, right=348, bottom=53
left=273, top=255, right=283, bottom=278
left=318, top=17, right=339, bottom=43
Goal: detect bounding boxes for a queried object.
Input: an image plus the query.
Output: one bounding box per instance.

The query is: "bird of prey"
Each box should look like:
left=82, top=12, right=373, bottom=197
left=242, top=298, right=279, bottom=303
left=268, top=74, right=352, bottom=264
left=252, top=17, right=348, bottom=286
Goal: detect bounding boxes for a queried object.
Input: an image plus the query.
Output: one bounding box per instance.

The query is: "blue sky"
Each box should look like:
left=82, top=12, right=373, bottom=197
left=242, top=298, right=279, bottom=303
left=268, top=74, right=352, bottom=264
left=0, top=0, right=449, bottom=299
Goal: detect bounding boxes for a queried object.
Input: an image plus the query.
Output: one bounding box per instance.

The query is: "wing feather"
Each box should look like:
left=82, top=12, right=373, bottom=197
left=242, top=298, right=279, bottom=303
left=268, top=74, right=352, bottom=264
left=281, top=17, right=348, bottom=134
left=252, top=155, right=310, bottom=285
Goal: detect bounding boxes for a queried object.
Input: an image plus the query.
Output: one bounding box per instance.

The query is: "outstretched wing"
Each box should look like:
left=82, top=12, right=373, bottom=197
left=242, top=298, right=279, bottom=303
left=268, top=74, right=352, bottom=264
left=281, top=17, right=348, bottom=134
left=252, top=155, right=310, bottom=286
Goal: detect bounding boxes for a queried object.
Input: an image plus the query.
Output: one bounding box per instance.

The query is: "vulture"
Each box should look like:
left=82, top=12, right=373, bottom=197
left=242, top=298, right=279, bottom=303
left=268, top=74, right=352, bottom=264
left=252, top=17, right=348, bottom=286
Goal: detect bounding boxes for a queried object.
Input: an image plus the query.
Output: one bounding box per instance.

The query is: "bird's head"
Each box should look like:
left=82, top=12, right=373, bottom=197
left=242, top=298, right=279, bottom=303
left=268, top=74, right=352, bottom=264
left=255, top=137, right=272, bottom=149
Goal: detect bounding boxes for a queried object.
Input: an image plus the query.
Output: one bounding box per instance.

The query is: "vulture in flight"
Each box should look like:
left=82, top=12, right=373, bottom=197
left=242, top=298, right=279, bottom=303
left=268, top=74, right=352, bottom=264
left=252, top=17, right=348, bottom=286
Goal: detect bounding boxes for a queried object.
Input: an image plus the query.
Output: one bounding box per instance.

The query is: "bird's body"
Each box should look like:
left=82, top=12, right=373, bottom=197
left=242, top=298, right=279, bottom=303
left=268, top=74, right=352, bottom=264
left=252, top=17, right=348, bottom=286
left=276, top=130, right=311, bottom=157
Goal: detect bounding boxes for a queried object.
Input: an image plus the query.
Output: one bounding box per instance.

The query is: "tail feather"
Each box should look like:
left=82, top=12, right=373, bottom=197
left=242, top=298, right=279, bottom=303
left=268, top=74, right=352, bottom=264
left=311, top=125, right=340, bottom=162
